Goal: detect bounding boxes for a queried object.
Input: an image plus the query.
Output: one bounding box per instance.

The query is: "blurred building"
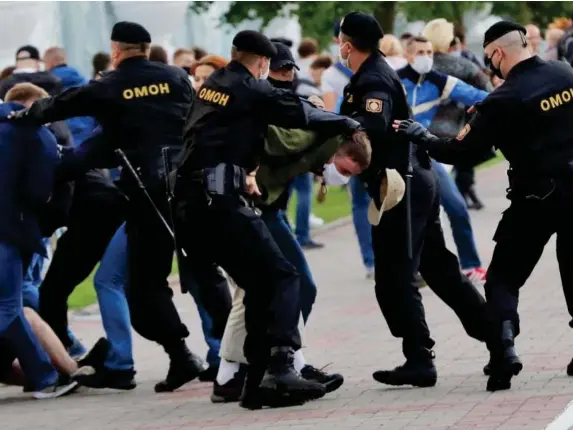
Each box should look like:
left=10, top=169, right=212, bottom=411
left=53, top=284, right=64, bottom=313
left=0, top=1, right=301, bottom=76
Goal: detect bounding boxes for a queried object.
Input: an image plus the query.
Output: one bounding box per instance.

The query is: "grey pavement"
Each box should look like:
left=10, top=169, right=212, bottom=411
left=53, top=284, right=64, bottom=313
left=3, top=162, right=573, bottom=430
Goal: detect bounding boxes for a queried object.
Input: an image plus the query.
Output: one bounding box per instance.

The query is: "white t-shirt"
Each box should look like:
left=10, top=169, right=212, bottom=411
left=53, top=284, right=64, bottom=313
left=296, top=57, right=314, bottom=80
left=320, top=65, right=350, bottom=98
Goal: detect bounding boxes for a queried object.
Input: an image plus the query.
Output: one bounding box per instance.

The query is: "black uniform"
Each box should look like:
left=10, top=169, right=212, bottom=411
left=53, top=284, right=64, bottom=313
left=338, top=12, right=488, bottom=387
left=11, top=21, right=205, bottom=392
left=174, top=30, right=359, bottom=407
left=398, top=48, right=573, bottom=389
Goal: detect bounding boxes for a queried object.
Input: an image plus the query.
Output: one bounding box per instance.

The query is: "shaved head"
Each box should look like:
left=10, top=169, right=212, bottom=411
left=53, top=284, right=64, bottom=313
left=484, top=30, right=528, bottom=56
left=484, top=29, right=532, bottom=79
left=43, top=47, right=66, bottom=71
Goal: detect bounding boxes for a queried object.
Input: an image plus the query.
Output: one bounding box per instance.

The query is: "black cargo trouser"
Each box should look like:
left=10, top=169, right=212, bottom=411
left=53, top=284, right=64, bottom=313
left=373, top=162, right=488, bottom=361
left=123, top=181, right=190, bottom=347
left=39, top=174, right=126, bottom=347
left=174, top=187, right=301, bottom=367
left=485, top=181, right=573, bottom=337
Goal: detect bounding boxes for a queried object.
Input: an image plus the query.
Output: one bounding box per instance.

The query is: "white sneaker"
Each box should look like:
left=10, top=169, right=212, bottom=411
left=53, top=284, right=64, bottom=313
left=33, top=375, right=79, bottom=399
left=309, top=214, right=324, bottom=229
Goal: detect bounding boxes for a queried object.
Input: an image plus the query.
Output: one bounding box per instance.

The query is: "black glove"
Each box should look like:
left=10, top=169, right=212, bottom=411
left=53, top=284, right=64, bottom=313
left=395, top=119, right=439, bottom=147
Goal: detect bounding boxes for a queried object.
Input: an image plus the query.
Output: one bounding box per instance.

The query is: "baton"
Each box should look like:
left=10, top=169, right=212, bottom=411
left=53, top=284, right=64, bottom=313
left=405, top=142, right=413, bottom=261
left=161, top=147, right=187, bottom=258
left=115, top=148, right=175, bottom=240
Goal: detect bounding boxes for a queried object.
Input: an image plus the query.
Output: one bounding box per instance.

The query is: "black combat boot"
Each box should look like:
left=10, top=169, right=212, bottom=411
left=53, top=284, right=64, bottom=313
left=257, top=347, right=326, bottom=407
left=373, top=348, right=437, bottom=387
left=211, top=364, right=247, bottom=403
left=239, top=365, right=267, bottom=410
left=300, top=364, right=344, bottom=394
left=486, top=321, right=523, bottom=392
left=154, top=343, right=204, bottom=393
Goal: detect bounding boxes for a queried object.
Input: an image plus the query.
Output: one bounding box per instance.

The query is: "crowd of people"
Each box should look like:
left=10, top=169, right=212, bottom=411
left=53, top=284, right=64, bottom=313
left=2, top=9, right=573, bottom=413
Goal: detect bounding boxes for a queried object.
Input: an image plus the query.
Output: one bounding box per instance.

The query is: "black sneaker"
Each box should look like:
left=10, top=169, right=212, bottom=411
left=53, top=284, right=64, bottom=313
left=33, top=373, right=79, bottom=399
left=199, top=364, right=219, bottom=382
left=74, top=367, right=136, bottom=390
left=373, top=356, right=437, bottom=388
left=154, top=347, right=204, bottom=393
left=211, top=364, right=247, bottom=403
left=258, top=347, right=326, bottom=407
left=300, top=364, right=344, bottom=393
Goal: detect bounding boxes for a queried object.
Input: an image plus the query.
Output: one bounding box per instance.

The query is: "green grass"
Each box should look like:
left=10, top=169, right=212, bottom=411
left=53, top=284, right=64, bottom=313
left=68, top=155, right=505, bottom=309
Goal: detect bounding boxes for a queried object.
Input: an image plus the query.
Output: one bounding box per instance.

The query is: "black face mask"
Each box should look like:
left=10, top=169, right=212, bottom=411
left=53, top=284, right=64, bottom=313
left=484, top=49, right=503, bottom=80
left=267, top=77, right=294, bottom=90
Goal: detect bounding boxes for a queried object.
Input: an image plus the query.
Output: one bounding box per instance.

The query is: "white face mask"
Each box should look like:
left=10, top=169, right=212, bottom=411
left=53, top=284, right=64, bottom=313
left=411, top=55, right=433, bottom=75
left=338, top=44, right=350, bottom=69
left=450, top=50, right=462, bottom=58
left=323, top=163, right=350, bottom=186
left=259, top=59, right=270, bottom=80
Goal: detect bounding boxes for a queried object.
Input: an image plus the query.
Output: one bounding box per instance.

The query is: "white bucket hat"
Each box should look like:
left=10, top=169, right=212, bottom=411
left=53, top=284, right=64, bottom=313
left=367, top=168, right=406, bottom=226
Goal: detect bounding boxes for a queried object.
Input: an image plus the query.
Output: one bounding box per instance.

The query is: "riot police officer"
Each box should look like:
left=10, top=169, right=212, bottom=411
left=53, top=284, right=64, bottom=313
left=394, top=21, right=573, bottom=391
left=337, top=12, right=489, bottom=388
left=8, top=21, right=204, bottom=393
left=174, top=30, right=361, bottom=408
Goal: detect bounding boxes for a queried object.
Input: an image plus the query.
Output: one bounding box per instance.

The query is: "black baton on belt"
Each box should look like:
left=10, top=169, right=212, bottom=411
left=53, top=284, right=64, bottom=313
left=405, top=142, right=414, bottom=261
left=161, top=147, right=187, bottom=258
left=115, top=148, right=175, bottom=240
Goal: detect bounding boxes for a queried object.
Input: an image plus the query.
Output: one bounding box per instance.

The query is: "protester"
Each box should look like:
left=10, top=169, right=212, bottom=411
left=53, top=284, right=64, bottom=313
left=544, top=28, right=565, bottom=60
left=296, top=38, right=319, bottom=80
left=92, top=52, right=112, bottom=79
left=525, top=24, right=542, bottom=54
left=149, top=45, right=169, bottom=64
left=190, top=54, right=228, bottom=92
left=308, top=55, right=332, bottom=87
left=380, top=34, right=408, bottom=70
left=0, top=82, right=78, bottom=398
left=0, top=45, right=62, bottom=99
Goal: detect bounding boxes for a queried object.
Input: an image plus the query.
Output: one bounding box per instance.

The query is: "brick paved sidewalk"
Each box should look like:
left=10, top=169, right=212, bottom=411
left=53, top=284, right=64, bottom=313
left=3, top=162, right=573, bottom=430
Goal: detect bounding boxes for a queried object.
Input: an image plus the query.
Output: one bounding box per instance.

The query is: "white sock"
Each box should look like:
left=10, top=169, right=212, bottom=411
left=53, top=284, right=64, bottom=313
left=216, top=359, right=240, bottom=385
left=294, top=349, right=306, bottom=373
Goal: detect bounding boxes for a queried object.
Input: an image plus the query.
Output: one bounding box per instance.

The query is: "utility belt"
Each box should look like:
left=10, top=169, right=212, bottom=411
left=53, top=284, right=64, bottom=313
left=506, top=168, right=569, bottom=201
left=177, top=163, right=259, bottom=211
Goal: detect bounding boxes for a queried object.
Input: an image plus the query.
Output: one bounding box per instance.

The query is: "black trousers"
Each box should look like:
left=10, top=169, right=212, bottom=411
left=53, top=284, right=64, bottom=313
left=174, top=189, right=301, bottom=367
left=123, top=182, right=189, bottom=347
left=373, top=163, right=488, bottom=360
left=485, top=182, right=573, bottom=336
left=177, top=250, right=232, bottom=339
left=39, top=175, right=126, bottom=347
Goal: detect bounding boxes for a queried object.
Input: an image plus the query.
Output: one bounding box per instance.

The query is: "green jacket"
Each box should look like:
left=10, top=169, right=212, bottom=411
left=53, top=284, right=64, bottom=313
left=257, top=126, right=344, bottom=206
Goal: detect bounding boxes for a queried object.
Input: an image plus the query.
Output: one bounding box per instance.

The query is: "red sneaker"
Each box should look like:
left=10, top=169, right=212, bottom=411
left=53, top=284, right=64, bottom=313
left=463, top=267, right=487, bottom=285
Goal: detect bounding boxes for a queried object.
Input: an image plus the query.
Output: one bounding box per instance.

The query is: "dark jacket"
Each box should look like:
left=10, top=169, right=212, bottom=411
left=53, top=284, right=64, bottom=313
left=430, top=52, right=492, bottom=139
left=0, top=102, right=59, bottom=255
left=50, top=64, right=99, bottom=146
left=0, top=70, right=62, bottom=100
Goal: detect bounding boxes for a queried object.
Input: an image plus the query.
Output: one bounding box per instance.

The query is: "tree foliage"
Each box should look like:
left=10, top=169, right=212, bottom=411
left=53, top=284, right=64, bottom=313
left=190, top=1, right=573, bottom=48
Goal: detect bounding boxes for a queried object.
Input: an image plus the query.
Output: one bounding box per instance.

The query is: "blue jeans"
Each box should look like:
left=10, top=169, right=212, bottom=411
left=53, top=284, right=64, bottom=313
left=291, top=173, right=313, bottom=245
left=22, top=238, right=84, bottom=355
left=93, top=223, right=134, bottom=370
left=432, top=160, right=481, bottom=270
left=261, top=209, right=317, bottom=323
left=349, top=176, right=375, bottom=269
left=0, top=241, right=57, bottom=390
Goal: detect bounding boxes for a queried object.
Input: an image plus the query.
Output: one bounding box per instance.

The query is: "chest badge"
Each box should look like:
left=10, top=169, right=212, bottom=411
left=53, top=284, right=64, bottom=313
left=366, top=98, right=383, bottom=113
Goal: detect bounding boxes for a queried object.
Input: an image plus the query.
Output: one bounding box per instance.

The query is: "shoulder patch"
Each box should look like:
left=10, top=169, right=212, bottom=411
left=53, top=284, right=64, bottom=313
left=456, top=124, right=471, bottom=141
left=366, top=98, right=383, bottom=113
